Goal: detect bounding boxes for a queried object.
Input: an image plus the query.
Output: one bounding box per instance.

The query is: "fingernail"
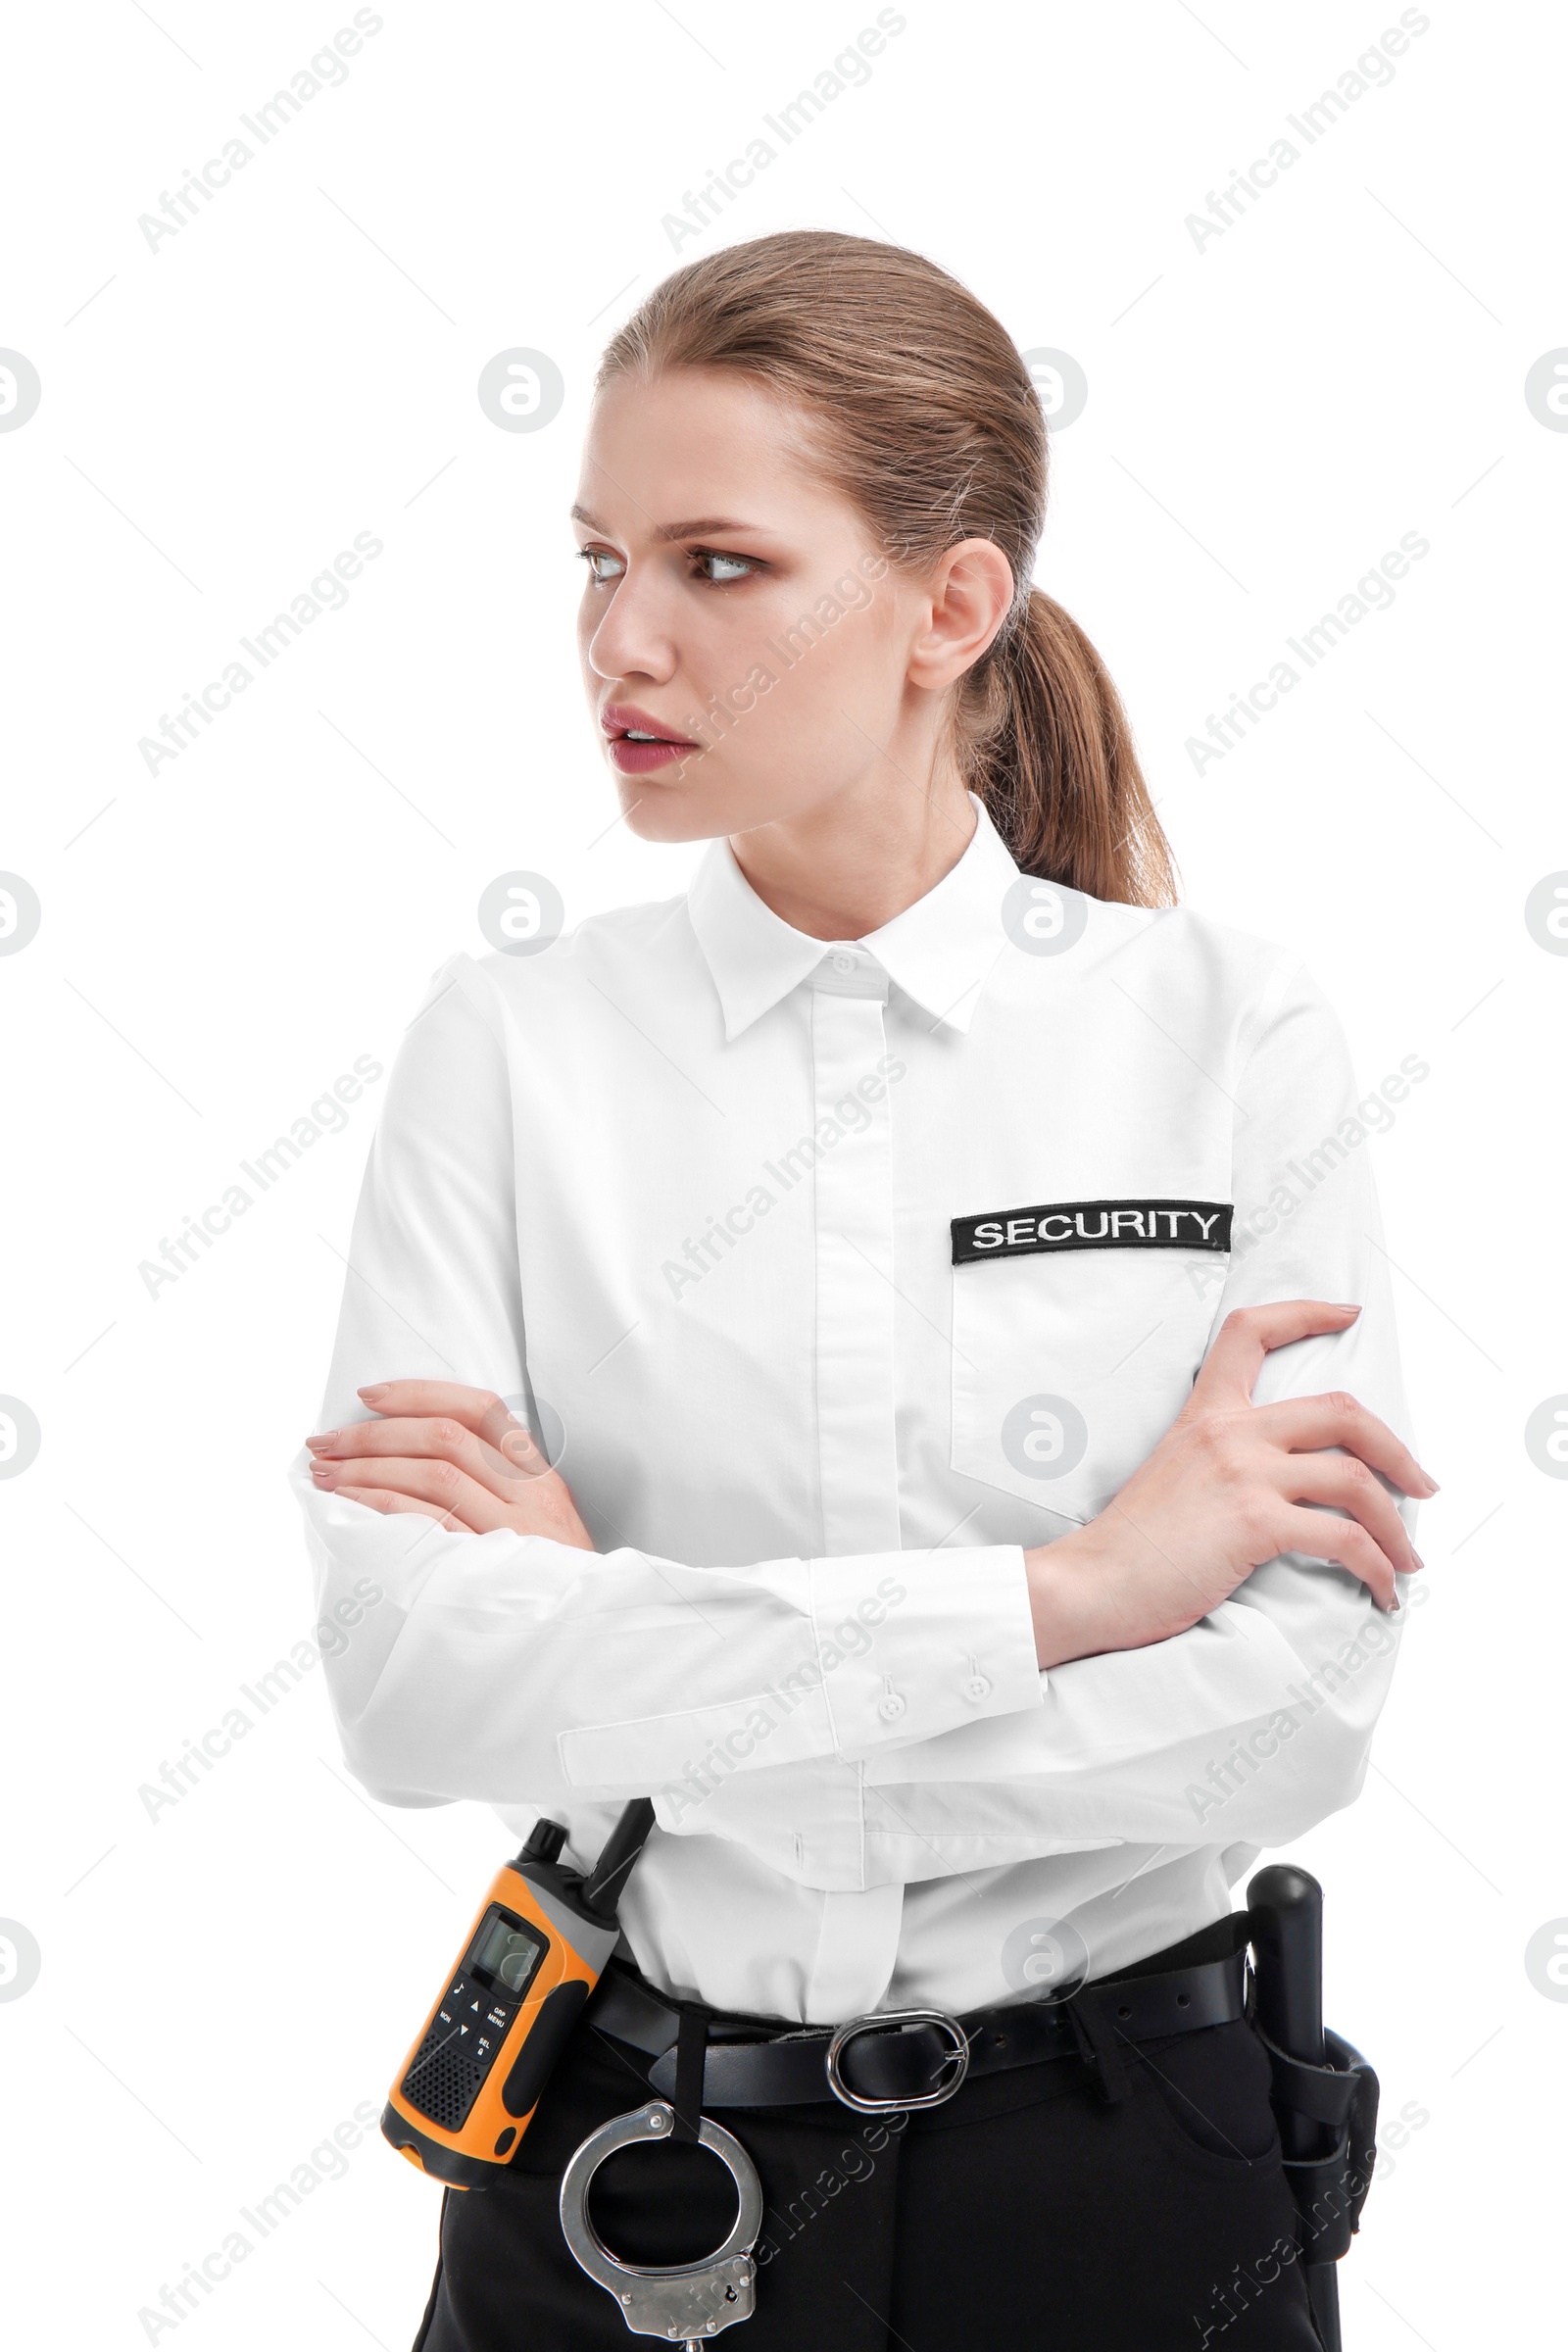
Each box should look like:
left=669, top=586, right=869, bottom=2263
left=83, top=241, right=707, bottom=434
left=1412, top=1552, right=1425, bottom=1572
left=310, top=1462, right=337, bottom=1485
left=358, top=1384, right=389, bottom=1402
left=1336, top=1302, right=1361, bottom=1315
left=1421, top=1476, right=1441, bottom=1494
left=1389, top=1594, right=1401, bottom=1611
left=306, top=1431, right=338, bottom=1452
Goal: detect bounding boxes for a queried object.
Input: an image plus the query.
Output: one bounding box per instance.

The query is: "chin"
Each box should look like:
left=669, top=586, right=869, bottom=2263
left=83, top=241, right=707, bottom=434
left=616, top=786, right=724, bottom=846
left=608, top=756, right=750, bottom=844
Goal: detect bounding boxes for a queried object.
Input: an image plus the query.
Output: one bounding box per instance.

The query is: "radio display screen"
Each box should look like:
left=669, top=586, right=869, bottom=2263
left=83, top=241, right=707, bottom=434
left=466, top=1909, right=547, bottom=1996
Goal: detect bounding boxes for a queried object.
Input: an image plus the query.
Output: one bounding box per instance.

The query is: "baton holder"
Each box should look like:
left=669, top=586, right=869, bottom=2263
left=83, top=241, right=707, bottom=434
left=1255, top=2021, right=1381, bottom=2269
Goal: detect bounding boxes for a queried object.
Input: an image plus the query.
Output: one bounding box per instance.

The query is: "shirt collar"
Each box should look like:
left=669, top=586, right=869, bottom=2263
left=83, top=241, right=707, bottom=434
left=687, top=794, right=1019, bottom=1042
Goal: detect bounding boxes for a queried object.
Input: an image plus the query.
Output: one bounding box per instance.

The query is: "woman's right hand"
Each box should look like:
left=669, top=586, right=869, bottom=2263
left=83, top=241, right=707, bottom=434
left=1023, top=1300, right=1438, bottom=1670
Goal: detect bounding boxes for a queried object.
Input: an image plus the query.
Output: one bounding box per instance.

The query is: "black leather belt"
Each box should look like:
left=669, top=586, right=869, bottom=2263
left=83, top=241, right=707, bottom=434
left=586, top=1940, right=1250, bottom=2114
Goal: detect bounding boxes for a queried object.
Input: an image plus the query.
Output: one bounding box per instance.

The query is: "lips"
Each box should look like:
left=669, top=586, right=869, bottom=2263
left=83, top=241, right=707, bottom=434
left=600, top=702, right=702, bottom=775
left=602, top=701, right=700, bottom=748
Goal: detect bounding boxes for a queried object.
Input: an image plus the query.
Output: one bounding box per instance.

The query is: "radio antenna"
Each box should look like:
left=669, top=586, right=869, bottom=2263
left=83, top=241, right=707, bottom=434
left=581, top=1799, right=657, bottom=1919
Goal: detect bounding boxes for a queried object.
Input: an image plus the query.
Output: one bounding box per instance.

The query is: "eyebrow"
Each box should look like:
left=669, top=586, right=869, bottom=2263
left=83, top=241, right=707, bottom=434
left=569, top=504, right=765, bottom=543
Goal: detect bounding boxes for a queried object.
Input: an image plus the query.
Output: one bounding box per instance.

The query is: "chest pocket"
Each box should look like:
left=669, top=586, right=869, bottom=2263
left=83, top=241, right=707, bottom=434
left=950, top=1246, right=1223, bottom=1521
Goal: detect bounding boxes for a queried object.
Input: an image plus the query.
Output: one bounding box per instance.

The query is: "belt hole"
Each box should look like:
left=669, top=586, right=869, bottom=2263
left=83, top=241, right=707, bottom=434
left=1116, top=2004, right=1131, bottom=2020
left=1176, top=1993, right=1190, bottom=2008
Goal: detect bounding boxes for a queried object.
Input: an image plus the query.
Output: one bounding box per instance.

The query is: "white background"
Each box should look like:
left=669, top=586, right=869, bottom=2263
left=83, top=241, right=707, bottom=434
left=2, top=2, right=1563, bottom=2344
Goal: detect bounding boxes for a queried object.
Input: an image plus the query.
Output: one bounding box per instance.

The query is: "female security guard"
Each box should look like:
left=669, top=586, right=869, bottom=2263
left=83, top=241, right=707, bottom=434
left=296, top=231, right=1434, bottom=2347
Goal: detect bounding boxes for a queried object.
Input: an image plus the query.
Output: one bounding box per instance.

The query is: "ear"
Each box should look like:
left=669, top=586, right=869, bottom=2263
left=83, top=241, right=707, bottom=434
left=906, top=538, right=1016, bottom=691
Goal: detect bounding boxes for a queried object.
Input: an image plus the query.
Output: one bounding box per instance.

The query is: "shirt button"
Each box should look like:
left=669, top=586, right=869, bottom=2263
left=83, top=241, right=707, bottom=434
left=831, top=953, right=856, bottom=974
left=877, top=1690, right=906, bottom=1723
left=962, top=1675, right=993, bottom=1703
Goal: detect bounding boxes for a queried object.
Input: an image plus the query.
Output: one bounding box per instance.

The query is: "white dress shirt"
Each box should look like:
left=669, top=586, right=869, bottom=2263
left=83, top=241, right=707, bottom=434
left=295, top=794, right=1417, bottom=2024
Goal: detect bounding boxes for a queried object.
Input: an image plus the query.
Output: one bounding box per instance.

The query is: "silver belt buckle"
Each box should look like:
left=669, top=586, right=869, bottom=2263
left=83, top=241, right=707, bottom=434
left=559, top=2100, right=762, bottom=2344
left=825, top=2007, right=971, bottom=2114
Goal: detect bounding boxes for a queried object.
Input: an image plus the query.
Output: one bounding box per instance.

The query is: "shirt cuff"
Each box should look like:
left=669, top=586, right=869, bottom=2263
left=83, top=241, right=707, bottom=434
left=556, top=1544, right=1043, bottom=1794
left=809, top=1544, right=1044, bottom=1755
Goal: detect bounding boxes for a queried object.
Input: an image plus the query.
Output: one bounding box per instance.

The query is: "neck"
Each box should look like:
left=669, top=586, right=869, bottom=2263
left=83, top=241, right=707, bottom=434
left=728, top=775, right=978, bottom=942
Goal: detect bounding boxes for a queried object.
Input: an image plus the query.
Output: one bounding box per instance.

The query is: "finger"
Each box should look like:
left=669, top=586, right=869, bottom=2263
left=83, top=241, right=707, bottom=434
left=331, top=1485, right=470, bottom=1534
left=1249, top=1393, right=1438, bottom=1498
left=1270, top=1503, right=1404, bottom=1612
left=312, top=1453, right=517, bottom=1535
left=496, top=1425, right=554, bottom=1479
left=1188, top=1301, right=1364, bottom=1412
left=1276, top=1454, right=1422, bottom=1578
left=311, top=1414, right=530, bottom=1501
left=350, top=1381, right=526, bottom=1451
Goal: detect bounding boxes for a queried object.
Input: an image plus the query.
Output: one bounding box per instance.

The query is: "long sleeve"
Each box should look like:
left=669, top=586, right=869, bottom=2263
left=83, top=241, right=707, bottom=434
left=295, top=956, right=1043, bottom=1825
left=678, top=959, right=1422, bottom=1878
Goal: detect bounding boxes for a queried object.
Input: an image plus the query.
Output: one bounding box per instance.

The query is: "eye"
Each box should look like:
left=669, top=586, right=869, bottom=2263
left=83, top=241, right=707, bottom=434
left=690, top=548, right=758, bottom=585
left=576, top=547, right=624, bottom=584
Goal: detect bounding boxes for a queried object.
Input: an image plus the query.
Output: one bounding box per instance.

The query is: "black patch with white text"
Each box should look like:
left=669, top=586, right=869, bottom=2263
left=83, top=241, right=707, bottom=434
left=952, top=1198, right=1233, bottom=1264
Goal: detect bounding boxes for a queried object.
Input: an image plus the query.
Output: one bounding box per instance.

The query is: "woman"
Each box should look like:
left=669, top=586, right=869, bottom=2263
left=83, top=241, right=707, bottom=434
left=297, top=231, right=1433, bottom=2349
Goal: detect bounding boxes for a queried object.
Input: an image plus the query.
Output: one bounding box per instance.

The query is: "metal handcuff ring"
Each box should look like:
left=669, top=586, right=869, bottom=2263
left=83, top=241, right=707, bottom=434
left=559, top=2100, right=764, bottom=2344
left=825, top=2007, right=972, bottom=2114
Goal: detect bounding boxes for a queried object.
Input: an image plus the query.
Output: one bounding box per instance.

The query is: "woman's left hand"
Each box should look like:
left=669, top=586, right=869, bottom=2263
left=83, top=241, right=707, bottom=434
left=306, top=1381, right=596, bottom=1550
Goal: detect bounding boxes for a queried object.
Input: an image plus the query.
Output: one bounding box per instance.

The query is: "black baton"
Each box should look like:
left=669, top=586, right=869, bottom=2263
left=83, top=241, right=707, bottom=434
left=1248, top=1865, right=1341, bottom=2352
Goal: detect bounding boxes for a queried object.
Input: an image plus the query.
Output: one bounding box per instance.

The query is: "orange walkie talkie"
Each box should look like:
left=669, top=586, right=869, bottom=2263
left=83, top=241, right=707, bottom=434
left=382, top=1800, right=655, bottom=2189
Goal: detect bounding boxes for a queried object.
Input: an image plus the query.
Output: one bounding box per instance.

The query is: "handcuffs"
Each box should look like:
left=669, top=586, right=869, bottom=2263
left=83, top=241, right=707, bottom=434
left=558, top=2100, right=762, bottom=2345
left=559, top=2009, right=970, bottom=2342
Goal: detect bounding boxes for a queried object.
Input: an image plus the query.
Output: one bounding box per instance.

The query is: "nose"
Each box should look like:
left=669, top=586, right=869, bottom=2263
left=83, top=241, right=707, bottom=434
left=582, top=560, right=680, bottom=692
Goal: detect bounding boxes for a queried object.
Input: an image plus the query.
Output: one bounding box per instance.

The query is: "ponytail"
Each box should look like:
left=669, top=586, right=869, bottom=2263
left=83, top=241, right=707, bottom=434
left=598, top=229, right=1180, bottom=908
left=960, top=587, right=1178, bottom=902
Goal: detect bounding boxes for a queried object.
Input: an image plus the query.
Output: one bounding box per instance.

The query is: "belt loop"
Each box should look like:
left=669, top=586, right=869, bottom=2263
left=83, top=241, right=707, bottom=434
left=671, top=2003, right=709, bottom=2143
left=1068, top=1993, right=1131, bottom=2105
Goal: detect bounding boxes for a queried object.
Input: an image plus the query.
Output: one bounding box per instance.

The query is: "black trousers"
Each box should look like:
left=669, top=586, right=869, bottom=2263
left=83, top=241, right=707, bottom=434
left=412, top=1949, right=1325, bottom=2350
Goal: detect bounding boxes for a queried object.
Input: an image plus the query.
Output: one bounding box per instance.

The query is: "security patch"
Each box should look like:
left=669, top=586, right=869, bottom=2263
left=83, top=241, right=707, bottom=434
left=952, top=1198, right=1233, bottom=1264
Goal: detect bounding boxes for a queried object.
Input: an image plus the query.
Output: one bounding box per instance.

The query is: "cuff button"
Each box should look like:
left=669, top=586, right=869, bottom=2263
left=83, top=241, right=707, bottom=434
left=877, top=1690, right=907, bottom=1722
left=962, top=1675, right=992, bottom=1702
